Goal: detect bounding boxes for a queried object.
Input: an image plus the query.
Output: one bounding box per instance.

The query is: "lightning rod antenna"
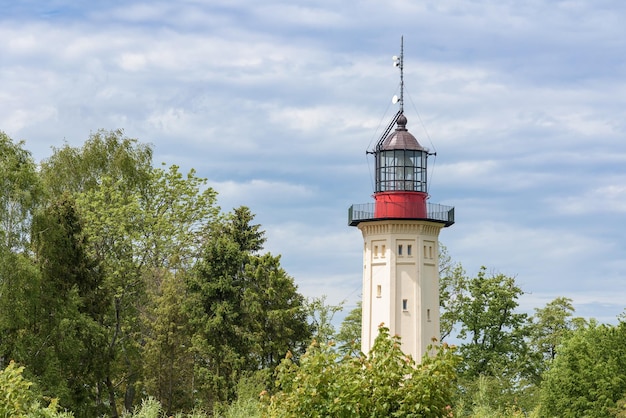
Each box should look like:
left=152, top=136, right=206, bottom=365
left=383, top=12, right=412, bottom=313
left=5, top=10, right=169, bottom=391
left=398, top=35, right=404, bottom=113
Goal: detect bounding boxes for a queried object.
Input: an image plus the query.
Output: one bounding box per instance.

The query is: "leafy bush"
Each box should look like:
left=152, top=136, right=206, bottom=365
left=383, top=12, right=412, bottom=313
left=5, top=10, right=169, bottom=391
left=0, top=360, right=73, bottom=418
left=263, top=326, right=459, bottom=417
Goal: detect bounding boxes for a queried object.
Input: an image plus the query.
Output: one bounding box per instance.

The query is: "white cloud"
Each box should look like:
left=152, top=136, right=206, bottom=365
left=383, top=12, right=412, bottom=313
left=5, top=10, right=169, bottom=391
left=550, top=183, right=626, bottom=215
left=210, top=179, right=317, bottom=210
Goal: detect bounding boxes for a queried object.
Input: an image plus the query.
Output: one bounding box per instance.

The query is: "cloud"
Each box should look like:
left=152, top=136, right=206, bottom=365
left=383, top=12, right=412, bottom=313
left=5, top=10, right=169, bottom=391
left=210, top=179, right=317, bottom=210
left=550, top=183, right=626, bottom=215
left=2, top=0, right=626, bottom=325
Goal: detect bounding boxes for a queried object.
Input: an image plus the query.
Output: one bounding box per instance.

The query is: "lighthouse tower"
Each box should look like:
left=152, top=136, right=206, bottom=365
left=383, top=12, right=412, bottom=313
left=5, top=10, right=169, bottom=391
left=348, top=40, right=454, bottom=361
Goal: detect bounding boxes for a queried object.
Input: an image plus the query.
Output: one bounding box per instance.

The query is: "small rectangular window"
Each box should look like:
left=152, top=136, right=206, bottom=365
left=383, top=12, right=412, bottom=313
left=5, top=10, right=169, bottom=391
left=427, top=309, right=431, bottom=321
left=376, top=285, right=382, bottom=298
left=381, top=245, right=386, bottom=258
left=407, top=244, right=412, bottom=256
left=402, top=299, right=408, bottom=311
left=374, top=245, right=378, bottom=258
left=398, top=245, right=403, bottom=256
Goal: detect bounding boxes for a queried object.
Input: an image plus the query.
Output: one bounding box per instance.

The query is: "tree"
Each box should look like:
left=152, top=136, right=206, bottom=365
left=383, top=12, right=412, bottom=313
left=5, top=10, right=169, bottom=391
left=539, top=320, right=626, bottom=417
left=142, top=270, right=195, bottom=414
left=263, top=326, right=459, bottom=417
left=335, top=301, right=362, bottom=355
left=305, top=295, right=343, bottom=346
left=40, top=129, right=152, bottom=197
left=529, top=297, right=578, bottom=368
left=439, top=263, right=467, bottom=341
left=243, top=253, right=310, bottom=369
left=186, top=207, right=310, bottom=408
left=452, top=267, right=536, bottom=414
left=39, top=130, right=156, bottom=416
left=40, top=130, right=219, bottom=415
left=26, top=194, right=109, bottom=416
left=457, top=267, right=530, bottom=378
left=0, top=132, right=44, bottom=387
left=0, top=131, right=42, bottom=252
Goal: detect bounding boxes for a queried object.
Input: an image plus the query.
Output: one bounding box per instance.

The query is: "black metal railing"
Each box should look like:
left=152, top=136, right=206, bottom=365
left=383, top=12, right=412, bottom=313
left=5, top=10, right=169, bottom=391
left=348, top=202, right=455, bottom=227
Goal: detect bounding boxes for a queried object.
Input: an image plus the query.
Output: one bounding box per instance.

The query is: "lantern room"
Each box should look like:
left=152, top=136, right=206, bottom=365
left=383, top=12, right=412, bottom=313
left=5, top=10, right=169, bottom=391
left=375, top=113, right=427, bottom=193
left=371, top=112, right=430, bottom=219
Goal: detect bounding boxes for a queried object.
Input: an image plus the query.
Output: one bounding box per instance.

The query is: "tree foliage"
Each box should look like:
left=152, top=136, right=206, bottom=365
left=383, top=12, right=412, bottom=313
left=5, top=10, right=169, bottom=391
left=2, top=130, right=311, bottom=416
left=0, top=361, right=73, bottom=418
left=456, top=267, right=530, bottom=379
left=539, top=319, right=626, bottom=417
left=438, top=264, right=539, bottom=413
left=0, top=131, right=42, bottom=251
left=6, top=129, right=626, bottom=417
left=528, top=296, right=582, bottom=380
left=186, top=207, right=310, bottom=409
left=335, top=301, right=361, bottom=355
left=263, top=326, right=459, bottom=417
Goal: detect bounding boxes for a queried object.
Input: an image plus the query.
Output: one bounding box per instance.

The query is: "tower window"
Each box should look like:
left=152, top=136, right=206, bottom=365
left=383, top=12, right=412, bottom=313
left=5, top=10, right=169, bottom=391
left=376, top=285, right=381, bottom=298
left=374, top=245, right=379, bottom=258
left=427, top=309, right=431, bottom=322
left=402, top=299, right=408, bottom=311
left=424, top=244, right=434, bottom=260
left=407, top=244, right=412, bottom=256
left=381, top=245, right=386, bottom=258
left=398, top=244, right=403, bottom=256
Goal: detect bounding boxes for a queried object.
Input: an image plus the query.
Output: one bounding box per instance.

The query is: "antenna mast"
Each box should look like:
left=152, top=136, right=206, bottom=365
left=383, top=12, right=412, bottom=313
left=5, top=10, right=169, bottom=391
left=371, top=36, right=405, bottom=153
left=397, top=35, right=404, bottom=113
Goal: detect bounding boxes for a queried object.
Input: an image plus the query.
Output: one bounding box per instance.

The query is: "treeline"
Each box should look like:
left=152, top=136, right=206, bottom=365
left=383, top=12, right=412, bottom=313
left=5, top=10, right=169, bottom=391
left=434, top=259, right=626, bottom=416
left=2, top=130, right=626, bottom=417
left=0, top=130, right=311, bottom=416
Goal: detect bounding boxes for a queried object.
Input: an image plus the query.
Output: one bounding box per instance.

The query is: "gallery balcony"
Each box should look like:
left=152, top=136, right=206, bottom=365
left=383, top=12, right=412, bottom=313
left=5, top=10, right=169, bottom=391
left=348, top=201, right=455, bottom=227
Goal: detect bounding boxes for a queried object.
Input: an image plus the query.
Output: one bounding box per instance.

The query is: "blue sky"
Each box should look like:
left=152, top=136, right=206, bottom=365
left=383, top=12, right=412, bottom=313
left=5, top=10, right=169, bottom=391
left=2, top=0, right=625, bottom=327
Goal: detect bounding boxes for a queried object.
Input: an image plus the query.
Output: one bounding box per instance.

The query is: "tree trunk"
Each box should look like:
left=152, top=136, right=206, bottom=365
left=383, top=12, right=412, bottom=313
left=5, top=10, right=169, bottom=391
left=106, top=376, right=119, bottom=418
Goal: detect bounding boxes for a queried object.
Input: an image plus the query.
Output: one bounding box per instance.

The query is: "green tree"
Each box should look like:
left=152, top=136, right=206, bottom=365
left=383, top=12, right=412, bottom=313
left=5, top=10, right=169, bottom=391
left=529, top=296, right=579, bottom=376
left=142, top=271, right=195, bottom=414
left=305, top=295, right=343, bottom=346
left=39, top=130, right=219, bottom=415
left=453, top=267, right=536, bottom=414
left=539, top=320, right=626, bottom=417
left=0, top=131, right=42, bottom=251
left=40, top=129, right=152, bottom=197
left=263, top=326, right=459, bottom=417
left=457, top=267, right=530, bottom=378
left=335, top=301, right=361, bottom=355
left=243, top=253, right=310, bottom=369
left=0, top=132, right=43, bottom=372
left=439, top=263, right=467, bottom=341
left=186, top=207, right=310, bottom=408
left=26, top=194, right=109, bottom=416
left=39, top=130, right=156, bottom=416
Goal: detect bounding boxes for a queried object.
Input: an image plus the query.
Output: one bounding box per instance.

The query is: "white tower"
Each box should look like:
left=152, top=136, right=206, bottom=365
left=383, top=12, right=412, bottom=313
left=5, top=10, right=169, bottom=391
left=348, top=39, right=454, bottom=361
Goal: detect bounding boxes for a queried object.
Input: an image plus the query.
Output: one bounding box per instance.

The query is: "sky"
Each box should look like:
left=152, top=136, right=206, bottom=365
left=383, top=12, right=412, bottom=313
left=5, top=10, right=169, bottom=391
left=2, top=0, right=625, bottom=328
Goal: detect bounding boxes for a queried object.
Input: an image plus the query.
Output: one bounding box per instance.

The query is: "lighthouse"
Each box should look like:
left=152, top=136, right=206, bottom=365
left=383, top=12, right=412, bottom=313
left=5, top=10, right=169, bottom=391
left=348, top=40, right=454, bottom=361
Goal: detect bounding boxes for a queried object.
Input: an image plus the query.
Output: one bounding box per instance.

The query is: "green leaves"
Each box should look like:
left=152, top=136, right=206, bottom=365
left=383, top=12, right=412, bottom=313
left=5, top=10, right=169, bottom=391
left=0, top=131, right=41, bottom=251
left=264, top=327, right=460, bottom=418
left=446, top=267, right=530, bottom=380
left=539, top=320, right=626, bottom=417
left=0, top=361, right=72, bottom=418
left=185, top=207, right=310, bottom=409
